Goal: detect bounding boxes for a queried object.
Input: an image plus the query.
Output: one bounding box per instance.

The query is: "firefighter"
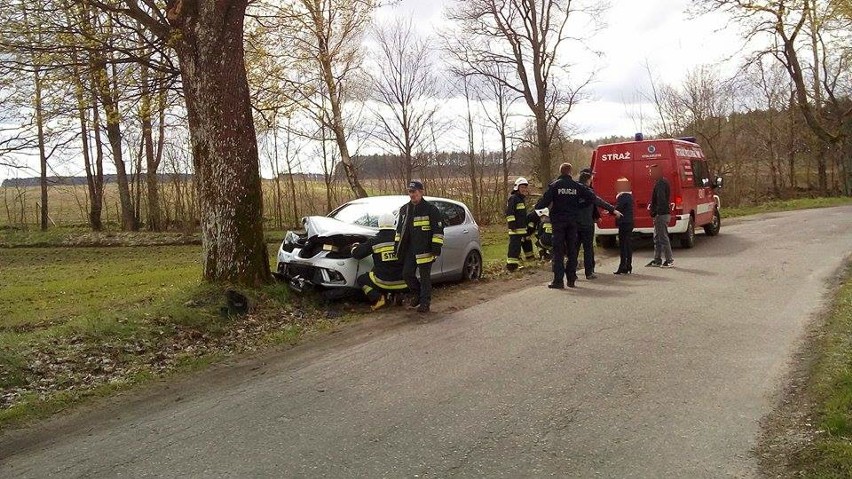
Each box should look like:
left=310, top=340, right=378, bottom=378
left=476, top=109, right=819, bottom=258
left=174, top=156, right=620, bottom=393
left=395, top=180, right=444, bottom=313
left=505, top=177, right=535, bottom=271
left=531, top=208, right=553, bottom=260
left=535, top=163, right=621, bottom=289
left=351, top=213, right=407, bottom=311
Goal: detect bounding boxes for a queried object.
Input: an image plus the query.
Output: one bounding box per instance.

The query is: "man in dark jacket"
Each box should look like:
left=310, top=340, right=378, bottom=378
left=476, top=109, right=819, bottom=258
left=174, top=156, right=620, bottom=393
left=505, top=177, right=535, bottom=271
left=647, top=164, right=674, bottom=268
left=614, top=177, right=635, bottom=275
left=535, top=163, right=621, bottom=289
left=576, top=168, right=600, bottom=279
left=352, top=213, right=407, bottom=311
left=395, top=180, right=444, bottom=313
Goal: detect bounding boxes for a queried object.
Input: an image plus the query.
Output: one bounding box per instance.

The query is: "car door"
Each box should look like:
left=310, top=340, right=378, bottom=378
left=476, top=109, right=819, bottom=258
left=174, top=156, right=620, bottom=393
left=432, top=201, right=467, bottom=278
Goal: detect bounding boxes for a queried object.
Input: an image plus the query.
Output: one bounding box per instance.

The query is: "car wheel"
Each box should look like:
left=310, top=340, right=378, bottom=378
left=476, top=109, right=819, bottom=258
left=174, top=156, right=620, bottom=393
left=462, top=250, right=482, bottom=281
left=597, top=235, right=618, bottom=249
left=680, top=216, right=696, bottom=249
left=703, top=208, right=721, bottom=236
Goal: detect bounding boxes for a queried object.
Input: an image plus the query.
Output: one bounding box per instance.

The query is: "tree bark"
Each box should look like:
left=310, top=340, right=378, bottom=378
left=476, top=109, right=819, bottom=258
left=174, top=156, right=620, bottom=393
left=93, top=58, right=137, bottom=231
left=33, top=67, right=49, bottom=231
left=140, top=62, right=162, bottom=231
left=168, top=0, right=270, bottom=285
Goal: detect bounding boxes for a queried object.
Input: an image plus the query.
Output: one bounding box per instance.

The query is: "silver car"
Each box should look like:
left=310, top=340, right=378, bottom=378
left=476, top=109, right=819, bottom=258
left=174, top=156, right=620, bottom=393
left=276, top=196, right=483, bottom=298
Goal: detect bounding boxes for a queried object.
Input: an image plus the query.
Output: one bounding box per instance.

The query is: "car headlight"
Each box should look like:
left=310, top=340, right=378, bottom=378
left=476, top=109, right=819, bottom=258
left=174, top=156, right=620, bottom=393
left=283, top=231, right=300, bottom=245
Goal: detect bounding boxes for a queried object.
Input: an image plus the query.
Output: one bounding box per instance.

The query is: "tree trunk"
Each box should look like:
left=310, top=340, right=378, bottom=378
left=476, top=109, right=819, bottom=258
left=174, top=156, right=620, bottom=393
left=535, top=110, right=553, bottom=185
left=463, top=79, right=479, bottom=219
left=141, top=62, right=162, bottom=231
left=169, top=0, right=270, bottom=285
left=33, top=67, right=49, bottom=231
left=93, top=59, right=137, bottom=231
left=90, top=85, right=106, bottom=230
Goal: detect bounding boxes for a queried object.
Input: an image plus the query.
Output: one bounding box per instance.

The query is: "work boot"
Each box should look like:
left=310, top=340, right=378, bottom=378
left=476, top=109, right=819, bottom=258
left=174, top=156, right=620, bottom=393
left=407, top=296, right=421, bottom=309
left=547, top=282, right=564, bottom=289
left=662, top=260, right=675, bottom=268
left=646, top=259, right=662, bottom=267
left=567, top=280, right=576, bottom=288
left=506, top=263, right=519, bottom=272
left=370, top=295, right=387, bottom=311
left=586, top=273, right=598, bottom=280
left=416, top=304, right=430, bottom=313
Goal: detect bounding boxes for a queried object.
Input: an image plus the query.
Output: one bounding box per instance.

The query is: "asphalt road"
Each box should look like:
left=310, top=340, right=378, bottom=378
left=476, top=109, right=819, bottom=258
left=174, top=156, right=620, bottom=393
left=2, top=207, right=851, bottom=478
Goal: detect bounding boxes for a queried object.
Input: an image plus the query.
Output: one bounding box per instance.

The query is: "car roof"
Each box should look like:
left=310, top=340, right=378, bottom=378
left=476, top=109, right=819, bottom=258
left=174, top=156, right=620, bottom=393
left=342, top=195, right=471, bottom=210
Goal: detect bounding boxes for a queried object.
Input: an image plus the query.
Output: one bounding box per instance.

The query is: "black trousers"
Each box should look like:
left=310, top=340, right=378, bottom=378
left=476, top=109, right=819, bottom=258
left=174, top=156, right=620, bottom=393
left=356, top=272, right=406, bottom=302
left=617, top=223, right=634, bottom=272
left=507, top=234, right=534, bottom=266
left=403, top=252, right=433, bottom=306
left=552, top=220, right=580, bottom=284
left=577, top=224, right=595, bottom=276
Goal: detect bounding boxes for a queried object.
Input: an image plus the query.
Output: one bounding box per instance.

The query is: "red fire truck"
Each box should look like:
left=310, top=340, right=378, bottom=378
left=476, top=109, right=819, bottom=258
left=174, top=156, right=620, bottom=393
left=591, top=135, right=722, bottom=248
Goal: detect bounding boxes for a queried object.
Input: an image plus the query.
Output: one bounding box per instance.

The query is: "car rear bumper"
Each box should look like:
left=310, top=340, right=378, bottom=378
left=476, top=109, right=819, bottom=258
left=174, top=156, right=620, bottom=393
left=595, top=214, right=691, bottom=236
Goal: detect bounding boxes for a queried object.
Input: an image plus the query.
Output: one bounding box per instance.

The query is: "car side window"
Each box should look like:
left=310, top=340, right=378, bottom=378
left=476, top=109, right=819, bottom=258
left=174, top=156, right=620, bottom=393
left=433, top=201, right=466, bottom=227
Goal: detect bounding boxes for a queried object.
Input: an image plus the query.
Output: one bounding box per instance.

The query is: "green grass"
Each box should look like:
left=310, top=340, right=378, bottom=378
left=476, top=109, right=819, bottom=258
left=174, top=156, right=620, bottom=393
left=0, top=242, right=302, bottom=428
left=792, top=265, right=852, bottom=478
left=723, top=196, right=852, bottom=219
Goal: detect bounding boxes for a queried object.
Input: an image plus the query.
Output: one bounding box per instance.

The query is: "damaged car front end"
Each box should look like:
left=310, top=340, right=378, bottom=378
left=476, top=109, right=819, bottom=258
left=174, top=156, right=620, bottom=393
left=276, top=216, right=375, bottom=297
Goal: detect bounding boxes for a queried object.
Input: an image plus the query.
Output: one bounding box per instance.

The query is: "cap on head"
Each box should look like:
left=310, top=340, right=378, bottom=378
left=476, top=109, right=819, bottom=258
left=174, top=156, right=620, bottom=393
left=512, top=177, right=529, bottom=191
left=579, top=167, right=595, bottom=175
left=407, top=180, right=424, bottom=192
left=378, top=212, right=396, bottom=230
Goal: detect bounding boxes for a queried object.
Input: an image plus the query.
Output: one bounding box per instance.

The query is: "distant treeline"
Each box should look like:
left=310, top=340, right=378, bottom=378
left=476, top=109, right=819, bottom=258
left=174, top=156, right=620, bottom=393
left=2, top=173, right=193, bottom=188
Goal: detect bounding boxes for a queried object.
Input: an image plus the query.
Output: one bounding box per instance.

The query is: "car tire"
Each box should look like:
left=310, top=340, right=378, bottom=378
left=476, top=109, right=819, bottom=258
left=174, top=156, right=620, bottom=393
left=598, top=235, right=618, bottom=249
left=703, top=207, right=721, bottom=236
left=462, top=250, right=482, bottom=281
left=680, top=216, right=696, bottom=249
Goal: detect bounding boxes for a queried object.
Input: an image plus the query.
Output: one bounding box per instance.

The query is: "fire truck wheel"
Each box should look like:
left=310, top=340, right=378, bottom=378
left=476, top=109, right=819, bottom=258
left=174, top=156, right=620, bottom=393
left=680, top=217, right=696, bottom=249
left=703, top=208, right=721, bottom=236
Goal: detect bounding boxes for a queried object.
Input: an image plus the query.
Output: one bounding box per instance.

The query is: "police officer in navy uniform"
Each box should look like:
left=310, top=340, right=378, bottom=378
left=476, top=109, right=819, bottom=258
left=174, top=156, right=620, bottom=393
left=395, top=180, right=444, bottom=313
left=535, top=163, right=621, bottom=289
left=576, top=168, right=601, bottom=279
left=351, top=213, right=407, bottom=311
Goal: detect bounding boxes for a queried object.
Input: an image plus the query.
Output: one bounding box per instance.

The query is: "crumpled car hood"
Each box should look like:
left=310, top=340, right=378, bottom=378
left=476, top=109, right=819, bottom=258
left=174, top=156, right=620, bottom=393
left=302, top=216, right=377, bottom=239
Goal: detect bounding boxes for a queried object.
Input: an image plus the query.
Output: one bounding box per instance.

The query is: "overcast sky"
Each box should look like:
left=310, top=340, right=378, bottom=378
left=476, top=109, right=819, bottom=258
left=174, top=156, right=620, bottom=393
left=2, top=0, right=751, bottom=182
left=383, top=0, right=746, bottom=139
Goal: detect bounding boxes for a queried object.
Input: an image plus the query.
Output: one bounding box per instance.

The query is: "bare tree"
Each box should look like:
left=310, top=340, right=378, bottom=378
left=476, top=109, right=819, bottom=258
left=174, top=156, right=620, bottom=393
left=477, top=62, right=520, bottom=194
left=445, top=0, right=603, bottom=185
left=702, top=0, right=851, bottom=194
left=370, top=17, right=441, bottom=187
left=61, top=0, right=273, bottom=285
left=270, top=0, right=376, bottom=199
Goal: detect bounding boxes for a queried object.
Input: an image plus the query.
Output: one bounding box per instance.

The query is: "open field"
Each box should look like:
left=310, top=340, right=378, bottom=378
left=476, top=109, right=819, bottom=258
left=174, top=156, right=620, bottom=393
left=1, top=176, right=516, bottom=230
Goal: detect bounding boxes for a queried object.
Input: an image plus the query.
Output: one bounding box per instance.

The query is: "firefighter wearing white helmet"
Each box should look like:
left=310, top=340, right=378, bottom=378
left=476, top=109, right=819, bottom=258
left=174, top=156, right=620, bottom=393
left=505, top=177, right=535, bottom=271
left=351, top=212, right=406, bottom=311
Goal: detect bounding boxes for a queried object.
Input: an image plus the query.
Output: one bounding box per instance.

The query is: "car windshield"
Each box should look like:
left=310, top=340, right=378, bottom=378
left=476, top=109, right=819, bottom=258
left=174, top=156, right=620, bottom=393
left=328, top=197, right=405, bottom=228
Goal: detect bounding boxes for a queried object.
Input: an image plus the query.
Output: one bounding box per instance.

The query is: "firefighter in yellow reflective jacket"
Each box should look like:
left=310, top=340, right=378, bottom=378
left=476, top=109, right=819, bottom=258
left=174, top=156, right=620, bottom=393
left=351, top=213, right=406, bottom=311
left=506, top=177, right=535, bottom=271
left=395, top=180, right=444, bottom=313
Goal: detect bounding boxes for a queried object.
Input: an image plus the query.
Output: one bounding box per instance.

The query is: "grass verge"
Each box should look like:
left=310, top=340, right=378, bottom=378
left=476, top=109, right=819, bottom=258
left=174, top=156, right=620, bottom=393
left=787, top=263, right=852, bottom=478
left=723, top=196, right=852, bottom=219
